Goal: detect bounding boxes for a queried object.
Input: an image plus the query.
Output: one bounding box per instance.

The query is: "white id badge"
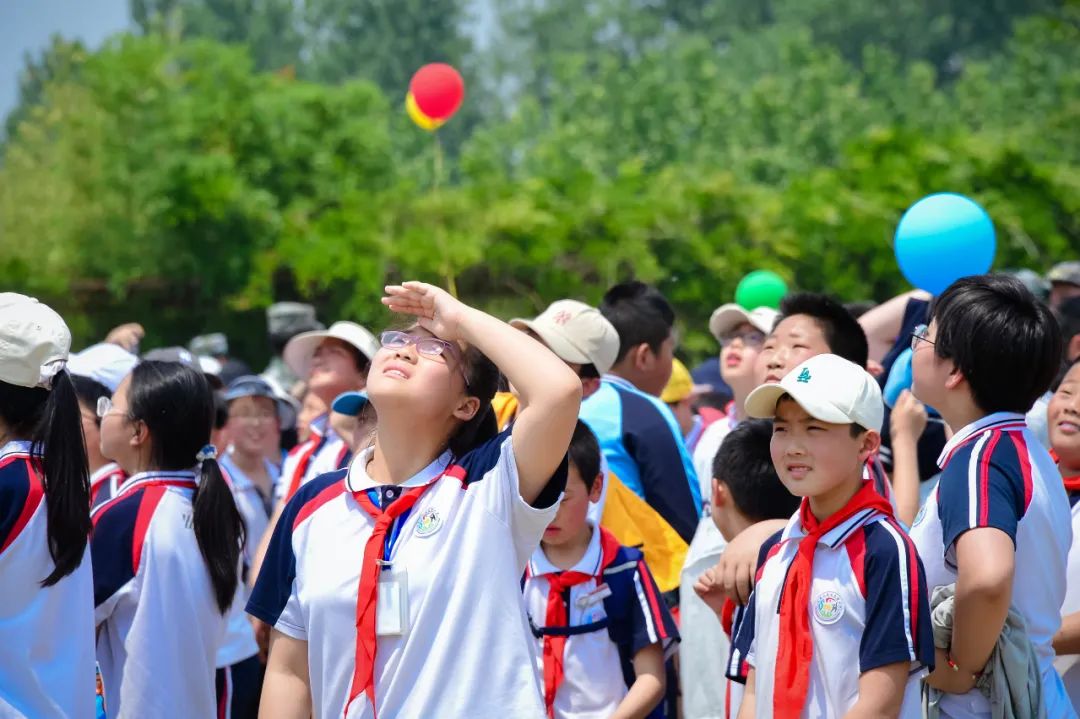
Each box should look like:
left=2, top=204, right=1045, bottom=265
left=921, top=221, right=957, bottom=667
left=376, top=569, right=409, bottom=637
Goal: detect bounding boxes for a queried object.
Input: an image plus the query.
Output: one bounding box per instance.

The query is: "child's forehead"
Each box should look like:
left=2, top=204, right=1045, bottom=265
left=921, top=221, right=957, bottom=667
left=774, top=396, right=845, bottom=428
left=773, top=314, right=823, bottom=339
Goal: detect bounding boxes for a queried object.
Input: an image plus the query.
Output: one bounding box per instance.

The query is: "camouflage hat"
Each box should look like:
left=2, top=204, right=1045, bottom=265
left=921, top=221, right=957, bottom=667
left=189, top=332, right=228, bottom=357
left=268, top=302, right=323, bottom=337
left=1048, top=261, right=1080, bottom=287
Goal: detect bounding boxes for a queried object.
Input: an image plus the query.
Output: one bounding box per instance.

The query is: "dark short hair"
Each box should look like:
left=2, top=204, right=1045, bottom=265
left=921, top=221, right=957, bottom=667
left=931, top=274, right=1062, bottom=414
left=777, top=292, right=869, bottom=368
left=567, top=420, right=602, bottom=493
left=600, top=281, right=676, bottom=363
left=713, top=419, right=799, bottom=522
left=579, top=363, right=600, bottom=380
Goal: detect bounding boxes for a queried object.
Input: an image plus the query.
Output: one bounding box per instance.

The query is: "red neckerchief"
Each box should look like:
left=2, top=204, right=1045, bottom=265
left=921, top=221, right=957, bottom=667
left=540, top=527, right=621, bottom=718
left=343, top=477, right=440, bottom=719
left=283, top=426, right=328, bottom=502
left=773, top=481, right=893, bottom=719
left=1050, top=449, right=1080, bottom=494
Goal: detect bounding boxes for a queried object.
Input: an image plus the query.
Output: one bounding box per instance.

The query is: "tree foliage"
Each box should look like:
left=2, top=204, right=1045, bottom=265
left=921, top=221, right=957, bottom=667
left=0, top=3, right=1077, bottom=363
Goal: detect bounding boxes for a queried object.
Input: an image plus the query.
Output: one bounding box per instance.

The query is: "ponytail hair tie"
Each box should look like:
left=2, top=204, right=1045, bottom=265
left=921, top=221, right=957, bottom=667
left=196, top=444, right=218, bottom=462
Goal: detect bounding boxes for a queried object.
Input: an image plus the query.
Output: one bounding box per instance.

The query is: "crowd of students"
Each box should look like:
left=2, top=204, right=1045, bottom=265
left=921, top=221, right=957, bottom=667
left=3, top=262, right=1080, bottom=718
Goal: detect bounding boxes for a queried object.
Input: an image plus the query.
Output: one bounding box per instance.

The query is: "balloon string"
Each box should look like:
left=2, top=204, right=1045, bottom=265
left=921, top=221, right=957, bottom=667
left=432, top=132, right=457, bottom=298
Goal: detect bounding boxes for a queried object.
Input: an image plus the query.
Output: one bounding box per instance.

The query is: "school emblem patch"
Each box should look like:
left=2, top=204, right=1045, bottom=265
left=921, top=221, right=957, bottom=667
left=415, top=508, right=442, bottom=537
left=813, top=591, right=844, bottom=625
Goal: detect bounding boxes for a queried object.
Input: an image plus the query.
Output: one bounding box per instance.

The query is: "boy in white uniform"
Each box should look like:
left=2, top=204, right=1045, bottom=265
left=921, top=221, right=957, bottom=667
left=731, top=354, right=934, bottom=718
left=522, top=421, right=678, bottom=718
left=909, top=275, right=1075, bottom=718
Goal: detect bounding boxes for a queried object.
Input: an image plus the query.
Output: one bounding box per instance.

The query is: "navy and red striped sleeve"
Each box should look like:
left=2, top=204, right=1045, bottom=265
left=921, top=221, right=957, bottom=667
left=857, top=520, right=934, bottom=674
left=247, top=470, right=345, bottom=630
left=0, top=456, right=42, bottom=555
left=626, top=550, right=679, bottom=657
left=939, top=429, right=1032, bottom=561
left=90, top=486, right=166, bottom=607
left=726, top=529, right=784, bottom=682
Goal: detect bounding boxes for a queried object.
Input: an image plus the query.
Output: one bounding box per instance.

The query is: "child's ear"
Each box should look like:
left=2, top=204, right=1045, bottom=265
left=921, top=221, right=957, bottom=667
left=589, top=472, right=604, bottom=502
left=711, top=477, right=727, bottom=509
left=632, top=343, right=652, bottom=370
left=944, top=361, right=965, bottom=391
left=452, top=395, right=482, bottom=422
left=581, top=376, right=602, bottom=399
left=858, top=430, right=883, bottom=463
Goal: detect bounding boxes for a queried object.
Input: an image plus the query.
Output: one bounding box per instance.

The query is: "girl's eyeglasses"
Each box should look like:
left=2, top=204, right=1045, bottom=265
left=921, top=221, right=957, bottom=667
left=910, top=324, right=936, bottom=351
left=379, top=331, right=470, bottom=388
left=96, top=396, right=126, bottom=420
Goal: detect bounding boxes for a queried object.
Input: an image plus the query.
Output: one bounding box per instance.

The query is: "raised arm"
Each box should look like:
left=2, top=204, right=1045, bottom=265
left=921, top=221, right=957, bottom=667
left=382, top=282, right=581, bottom=503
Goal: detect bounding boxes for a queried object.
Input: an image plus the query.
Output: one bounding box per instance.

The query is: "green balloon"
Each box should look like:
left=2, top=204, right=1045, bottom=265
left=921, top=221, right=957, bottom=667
left=735, top=270, right=788, bottom=310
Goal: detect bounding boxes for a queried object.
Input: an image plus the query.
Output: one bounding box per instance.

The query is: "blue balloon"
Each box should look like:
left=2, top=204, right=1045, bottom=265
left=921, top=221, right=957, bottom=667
left=894, top=193, right=996, bottom=296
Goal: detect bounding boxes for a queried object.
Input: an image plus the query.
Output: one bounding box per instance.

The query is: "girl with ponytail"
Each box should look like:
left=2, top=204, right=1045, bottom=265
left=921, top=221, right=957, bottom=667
left=92, top=360, right=244, bottom=717
left=0, top=294, right=94, bottom=718
left=250, top=282, right=582, bottom=718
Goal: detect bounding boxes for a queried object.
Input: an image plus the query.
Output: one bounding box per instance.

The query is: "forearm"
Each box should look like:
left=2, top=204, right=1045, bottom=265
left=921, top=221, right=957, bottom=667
left=889, top=433, right=921, bottom=526
left=951, top=563, right=1012, bottom=672
left=1054, top=611, right=1080, bottom=655
left=610, top=673, right=666, bottom=719
left=457, top=307, right=580, bottom=414
left=736, top=669, right=756, bottom=719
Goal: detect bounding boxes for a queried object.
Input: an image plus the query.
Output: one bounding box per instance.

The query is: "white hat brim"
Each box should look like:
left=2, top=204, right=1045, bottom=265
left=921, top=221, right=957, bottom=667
left=744, top=382, right=854, bottom=425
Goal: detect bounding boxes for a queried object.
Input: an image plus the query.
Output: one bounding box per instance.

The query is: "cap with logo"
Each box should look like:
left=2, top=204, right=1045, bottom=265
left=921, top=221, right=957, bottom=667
left=509, top=300, right=620, bottom=375
left=709, top=303, right=780, bottom=342
left=744, top=353, right=884, bottom=432
left=1048, top=261, right=1080, bottom=288
left=0, top=293, right=71, bottom=390
left=283, top=321, right=379, bottom=380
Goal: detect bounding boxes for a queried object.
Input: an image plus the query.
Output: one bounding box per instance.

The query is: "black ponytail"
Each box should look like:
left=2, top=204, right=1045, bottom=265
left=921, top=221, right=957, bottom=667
left=447, top=345, right=501, bottom=458
left=195, top=454, right=245, bottom=613
left=127, top=361, right=243, bottom=614
left=0, top=371, right=91, bottom=586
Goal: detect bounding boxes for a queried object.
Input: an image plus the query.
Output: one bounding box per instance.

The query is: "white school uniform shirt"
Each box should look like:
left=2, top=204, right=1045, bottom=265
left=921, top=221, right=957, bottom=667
left=522, top=525, right=678, bottom=719
left=0, top=441, right=95, bottom=719
left=274, top=414, right=349, bottom=503
left=691, top=405, right=738, bottom=505
left=909, top=412, right=1076, bottom=718
left=248, top=431, right=566, bottom=719
left=216, top=453, right=278, bottom=669
left=729, top=507, right=934, bottom=719
left=91, top=470, right=227, bottom=719
left=1056, top=491, right=1080, bottom=711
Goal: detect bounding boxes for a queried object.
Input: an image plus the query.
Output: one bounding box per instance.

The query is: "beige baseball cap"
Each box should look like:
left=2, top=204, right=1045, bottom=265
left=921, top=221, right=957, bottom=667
left=284, top=321, right=380, bottom=379
left=709, top=303, right=779, bottom=341
left=745, top=353, right=884, bottom=432
left=510, top=300, right=620, bottom=374
left=0, top=293, right=71, bottom=389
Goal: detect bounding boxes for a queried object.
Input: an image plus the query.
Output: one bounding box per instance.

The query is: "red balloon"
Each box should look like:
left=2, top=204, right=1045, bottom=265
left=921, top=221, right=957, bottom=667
left=409, top=64, right=465, bottom=121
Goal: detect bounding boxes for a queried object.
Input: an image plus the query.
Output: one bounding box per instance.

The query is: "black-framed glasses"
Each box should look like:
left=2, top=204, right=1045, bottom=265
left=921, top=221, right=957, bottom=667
left=379, top=331, right=470, bottom=387
left=910, top=324, right=935, bottom=351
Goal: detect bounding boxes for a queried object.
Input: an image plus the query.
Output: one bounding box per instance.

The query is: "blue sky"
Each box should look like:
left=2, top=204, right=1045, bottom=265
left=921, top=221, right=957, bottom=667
left=0, top=0, right=130, bottom=120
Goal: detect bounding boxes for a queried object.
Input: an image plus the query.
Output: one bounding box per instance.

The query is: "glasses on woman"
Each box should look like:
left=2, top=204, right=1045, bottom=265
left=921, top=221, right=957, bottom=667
left=910, top=324, right=936, bottom=351
left=228, top=410, right=277, bottom=425
left=379, top=331, right=470, bottom=387
left=719, top=329, right=766, bottom=349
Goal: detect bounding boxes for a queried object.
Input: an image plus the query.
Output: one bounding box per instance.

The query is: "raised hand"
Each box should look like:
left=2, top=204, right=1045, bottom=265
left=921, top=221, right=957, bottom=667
left=381, top=282, right=471, bottom=341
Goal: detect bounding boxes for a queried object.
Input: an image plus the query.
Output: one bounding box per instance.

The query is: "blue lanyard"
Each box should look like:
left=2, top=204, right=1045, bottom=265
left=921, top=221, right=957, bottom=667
left=365, top=488, right=414, bottom=562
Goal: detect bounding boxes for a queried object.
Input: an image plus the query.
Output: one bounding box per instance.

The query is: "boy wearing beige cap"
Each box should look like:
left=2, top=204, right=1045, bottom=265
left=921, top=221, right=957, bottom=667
left=728, top=354, right=933, bottom=719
